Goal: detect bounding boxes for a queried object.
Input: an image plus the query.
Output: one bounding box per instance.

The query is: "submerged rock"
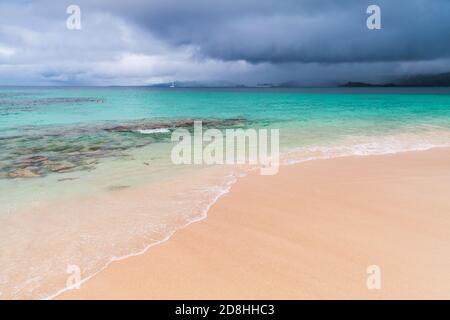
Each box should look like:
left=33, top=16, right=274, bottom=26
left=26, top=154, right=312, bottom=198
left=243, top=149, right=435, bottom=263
left=82, top=158, right=98, bottom=165
left=1, top=117, right=248, bottom=180
left=19, top=155, right=48, bottom=165
left=57, top=177, right=79, bottom=182
left=103, top=118, right=247, bottom=133
left=107, top=185, right=130, bottom=191
left=49, top=161, right=76, bottom=173
left=9, top=168, right=40, bottom=178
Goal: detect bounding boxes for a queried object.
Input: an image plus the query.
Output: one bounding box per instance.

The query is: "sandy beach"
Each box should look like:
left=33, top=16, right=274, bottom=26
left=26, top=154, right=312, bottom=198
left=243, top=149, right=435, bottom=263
left=60, top=148, right=450, bottom=300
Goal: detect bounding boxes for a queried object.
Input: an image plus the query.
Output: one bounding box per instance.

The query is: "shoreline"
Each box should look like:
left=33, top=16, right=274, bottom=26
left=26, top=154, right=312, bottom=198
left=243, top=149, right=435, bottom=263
left=46, top=146, right=434, bottom=299
left=45, top=170, right=239, bottom=300
left=59, top=147, right=450, bottom=299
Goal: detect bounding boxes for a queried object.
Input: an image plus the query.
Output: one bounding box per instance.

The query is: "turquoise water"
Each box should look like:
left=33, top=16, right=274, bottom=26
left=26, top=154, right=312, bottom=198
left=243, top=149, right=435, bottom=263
left=1, top=86, right=450, bottom=299
left=3, top=87, right=450, bottom=129
left=2, top=87, right=450, bottom=178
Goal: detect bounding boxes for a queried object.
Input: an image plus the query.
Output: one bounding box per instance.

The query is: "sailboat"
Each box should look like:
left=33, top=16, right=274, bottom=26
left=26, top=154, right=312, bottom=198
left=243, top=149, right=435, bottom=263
left=170, top=81, right=175, bottom=88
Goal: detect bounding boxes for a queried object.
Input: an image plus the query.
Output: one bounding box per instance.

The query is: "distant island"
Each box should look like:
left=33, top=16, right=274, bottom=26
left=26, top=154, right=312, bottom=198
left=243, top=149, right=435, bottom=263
left=145, top=72, right=450, bottom=88
left=341, top=82, right=397, bottom=88
left=341, top=72, right=450, bottom=87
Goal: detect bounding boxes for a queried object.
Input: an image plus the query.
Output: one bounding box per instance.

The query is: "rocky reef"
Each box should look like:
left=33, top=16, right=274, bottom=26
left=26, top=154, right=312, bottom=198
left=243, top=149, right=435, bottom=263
left=0, top=118, right=247, bottom=179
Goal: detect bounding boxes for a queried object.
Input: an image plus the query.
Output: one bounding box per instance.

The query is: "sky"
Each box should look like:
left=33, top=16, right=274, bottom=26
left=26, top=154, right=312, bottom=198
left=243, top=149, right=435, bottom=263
left=0, top=0, right=449, bottom=86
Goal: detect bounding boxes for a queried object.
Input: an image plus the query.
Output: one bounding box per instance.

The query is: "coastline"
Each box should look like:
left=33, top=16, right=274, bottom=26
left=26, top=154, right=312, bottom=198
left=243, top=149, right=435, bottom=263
left=59, top=147, right=450, bottom=299
left=44, top=167, right=239, bottom=300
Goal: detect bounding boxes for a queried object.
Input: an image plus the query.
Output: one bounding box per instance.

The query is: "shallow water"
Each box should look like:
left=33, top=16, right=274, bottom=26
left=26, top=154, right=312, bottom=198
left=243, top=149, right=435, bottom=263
left=1, top=86, right=450, bottom=299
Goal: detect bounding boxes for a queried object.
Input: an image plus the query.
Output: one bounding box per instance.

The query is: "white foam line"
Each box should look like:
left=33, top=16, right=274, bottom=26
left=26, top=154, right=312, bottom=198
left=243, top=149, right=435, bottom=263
left=45, top=173, right=240, bottom=300
left=282, top=143, right=450, bottom=166
left=135, top=128, right=170, bottom=134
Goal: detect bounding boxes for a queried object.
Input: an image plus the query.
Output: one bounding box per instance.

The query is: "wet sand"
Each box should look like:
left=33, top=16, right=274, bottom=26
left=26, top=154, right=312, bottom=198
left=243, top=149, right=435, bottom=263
left=60, top=148, right=450, bottom=299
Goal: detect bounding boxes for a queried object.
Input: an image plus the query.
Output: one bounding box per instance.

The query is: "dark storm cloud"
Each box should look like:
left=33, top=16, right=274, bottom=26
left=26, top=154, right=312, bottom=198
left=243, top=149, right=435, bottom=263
left=0, top=0, right=449, bottom=85
left=98, top=0, right=450, bottom=64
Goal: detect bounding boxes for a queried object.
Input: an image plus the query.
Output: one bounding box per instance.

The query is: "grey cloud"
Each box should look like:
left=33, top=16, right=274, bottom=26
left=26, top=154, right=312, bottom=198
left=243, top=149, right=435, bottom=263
left=0, top=0, right=449, bottom=85
left=97, top=0, right=450, bottom=63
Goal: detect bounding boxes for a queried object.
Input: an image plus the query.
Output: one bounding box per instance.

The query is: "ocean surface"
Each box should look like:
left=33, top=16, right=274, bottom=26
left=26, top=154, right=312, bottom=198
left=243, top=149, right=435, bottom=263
left=1, top=86, right=450, bottom=299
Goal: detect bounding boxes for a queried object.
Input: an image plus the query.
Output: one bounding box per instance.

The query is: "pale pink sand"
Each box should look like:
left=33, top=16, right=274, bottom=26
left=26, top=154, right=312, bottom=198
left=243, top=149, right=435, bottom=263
left=60, top=149, right=450, bottom=299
